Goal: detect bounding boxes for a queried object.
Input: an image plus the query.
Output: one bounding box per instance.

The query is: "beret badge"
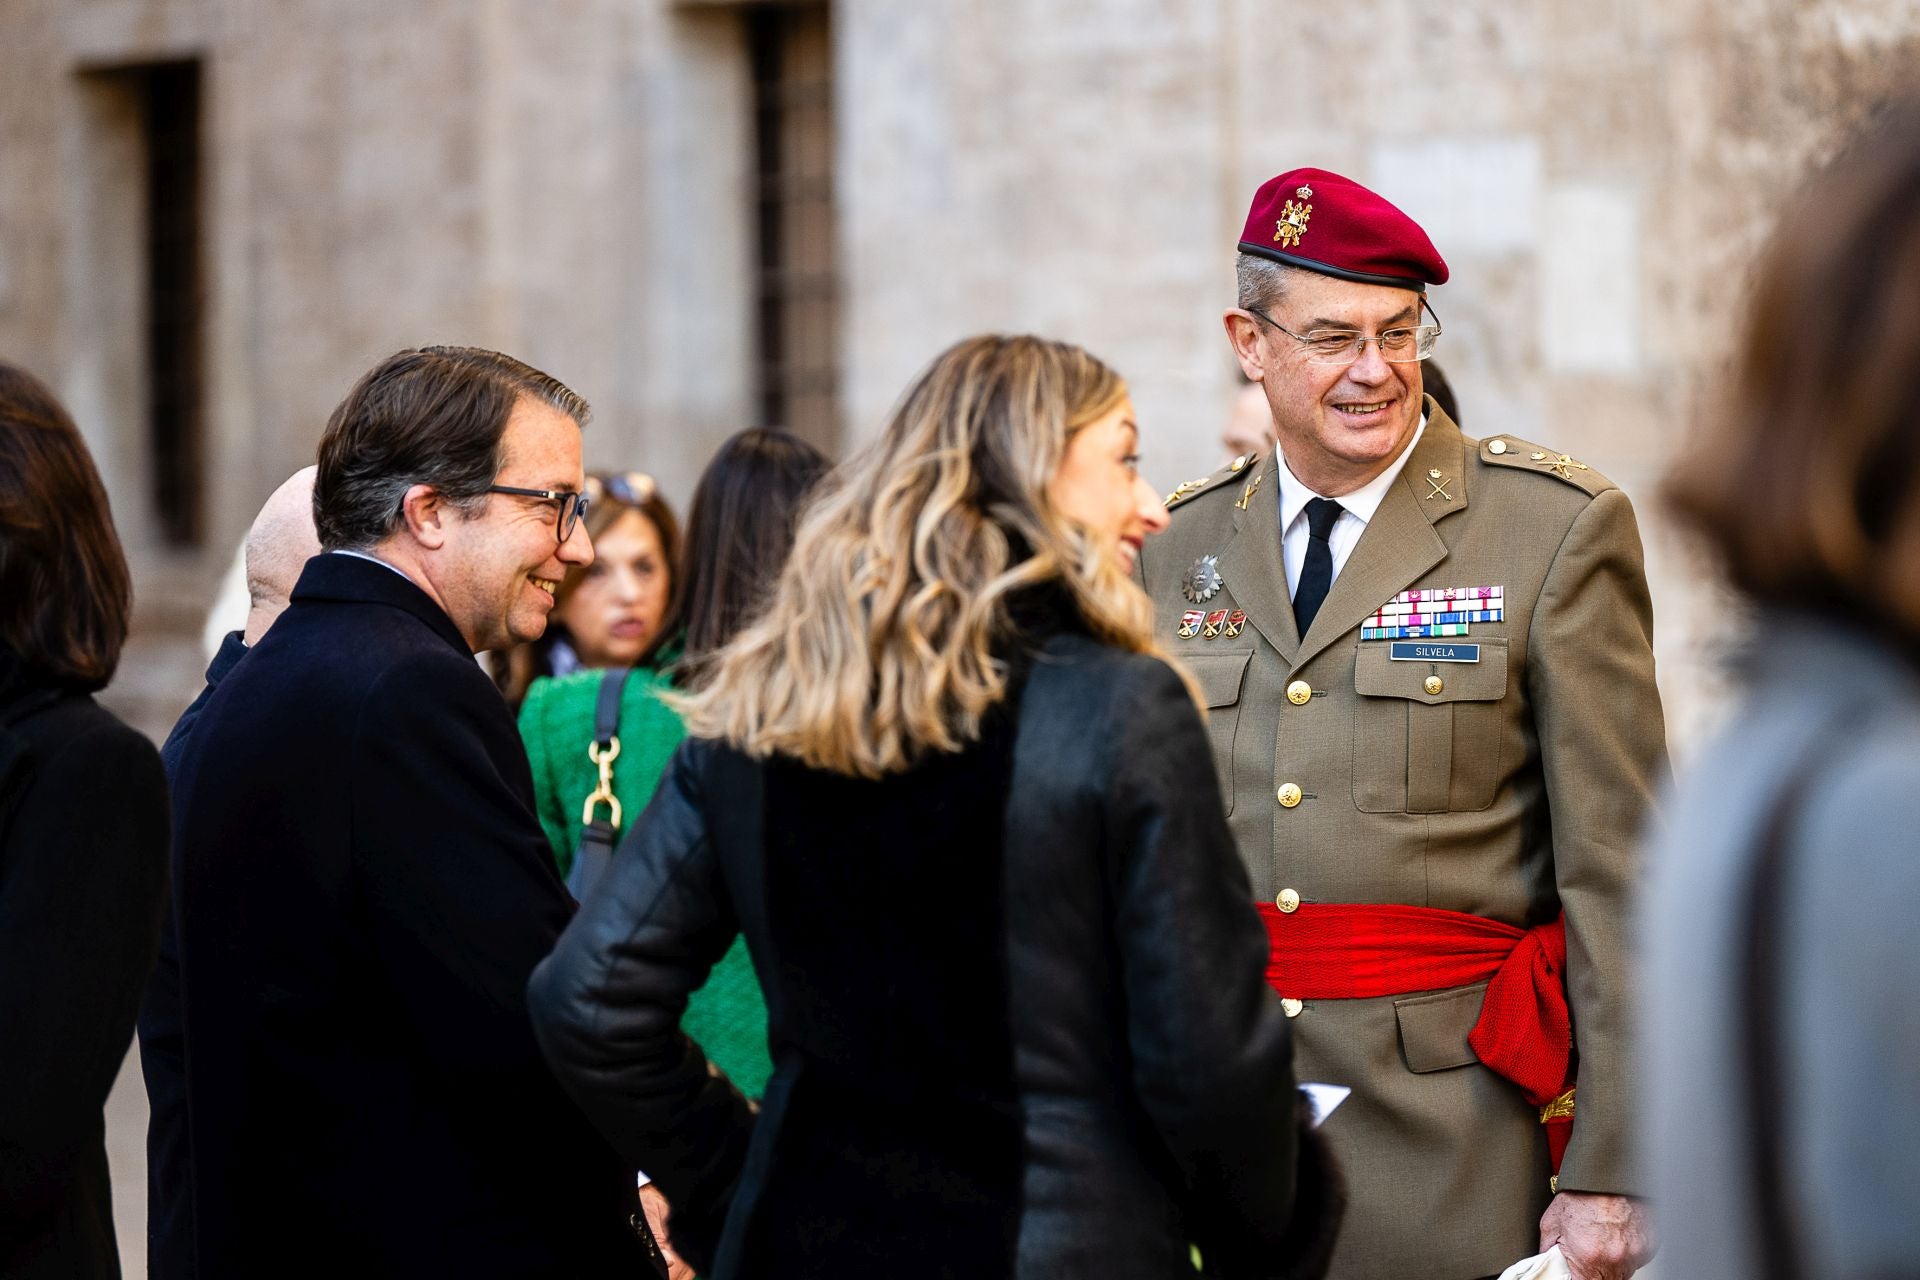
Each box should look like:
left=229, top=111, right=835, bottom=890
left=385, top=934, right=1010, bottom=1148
left=1274, top=185, right=1314, bottom=249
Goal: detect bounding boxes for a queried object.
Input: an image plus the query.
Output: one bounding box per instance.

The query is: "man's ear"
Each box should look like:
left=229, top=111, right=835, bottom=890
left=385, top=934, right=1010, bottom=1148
left=1223, top=310, right=1266, bottom=382
left=397, top=483, right=451, bottom=550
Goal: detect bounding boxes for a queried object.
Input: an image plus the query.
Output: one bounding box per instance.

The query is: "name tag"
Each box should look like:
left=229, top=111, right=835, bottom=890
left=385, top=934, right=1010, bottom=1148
left=1389, top=642, right=1481, bottom=663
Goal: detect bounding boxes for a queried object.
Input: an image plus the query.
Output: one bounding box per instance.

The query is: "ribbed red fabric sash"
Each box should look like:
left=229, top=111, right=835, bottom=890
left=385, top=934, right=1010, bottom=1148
left=1257, top=901, right=1576, bottom=1171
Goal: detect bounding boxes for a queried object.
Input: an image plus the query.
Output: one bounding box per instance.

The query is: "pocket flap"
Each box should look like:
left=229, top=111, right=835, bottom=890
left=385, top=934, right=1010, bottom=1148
left=1394, top=980, right=1489, bottom=1073
left=1355, top=638, right=1508, bottom=703
left=1181, top=651, right=1254, bottom=709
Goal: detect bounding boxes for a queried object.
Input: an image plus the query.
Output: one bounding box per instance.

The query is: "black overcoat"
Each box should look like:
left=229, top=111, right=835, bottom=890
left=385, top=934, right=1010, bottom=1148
left=0, top=652, right=169, bottom=1279
left=169, top=553, right=644, bottom=1276
left=530, top=623, right=1344, bottom=1280
left=137, top=627, right=246, bottom=1280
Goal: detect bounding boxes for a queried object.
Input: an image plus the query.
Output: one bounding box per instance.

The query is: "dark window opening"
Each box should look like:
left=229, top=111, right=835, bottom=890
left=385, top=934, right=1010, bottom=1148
left=747, top=3, right=838, bottom=452
left=144, top=60, right=206, bottom=548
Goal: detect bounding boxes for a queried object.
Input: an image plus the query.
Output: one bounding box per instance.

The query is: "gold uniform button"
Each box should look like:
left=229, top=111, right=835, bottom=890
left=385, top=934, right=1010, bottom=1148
left=1281, top=998, right=1304, bottom=1018
left=1276, top=783, right=1302, bottom=809
left=1424, top=675, right=1444, bottom=695
left=1488, top=438, right=1508, bottom=455
left=1286, top=680, right=1312, bottom=705
left=1276, top=888, right=1301, bottom=914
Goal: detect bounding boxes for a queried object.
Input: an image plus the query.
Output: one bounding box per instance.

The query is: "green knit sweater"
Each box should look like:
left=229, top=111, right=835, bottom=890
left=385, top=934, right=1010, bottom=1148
left=519, top=663, right=774, bottom=1098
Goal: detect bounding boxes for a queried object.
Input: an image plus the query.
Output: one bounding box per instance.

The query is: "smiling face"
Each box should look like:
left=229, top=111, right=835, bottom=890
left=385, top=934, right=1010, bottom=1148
left=555, top=506, right=671, bottom=666
left=1046, top=396, right=1170, bottom=574
left=1226, top=270, right=1426, bottom=496
left=437, top=395, right=594, bottom=653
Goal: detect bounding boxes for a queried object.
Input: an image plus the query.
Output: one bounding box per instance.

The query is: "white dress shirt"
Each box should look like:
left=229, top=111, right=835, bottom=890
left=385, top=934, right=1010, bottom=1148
left=1275, top=415, right=1428, bottom=601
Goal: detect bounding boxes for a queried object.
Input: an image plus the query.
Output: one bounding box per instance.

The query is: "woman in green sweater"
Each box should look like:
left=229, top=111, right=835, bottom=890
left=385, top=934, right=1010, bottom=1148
left=520, top=428, right=830, bottom=1103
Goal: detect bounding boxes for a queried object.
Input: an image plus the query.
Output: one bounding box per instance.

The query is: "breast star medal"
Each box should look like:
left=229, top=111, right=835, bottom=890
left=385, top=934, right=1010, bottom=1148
left=1274, top=184, right=1313, bottom=249
left=1181, top=554, right=1225, bottom=604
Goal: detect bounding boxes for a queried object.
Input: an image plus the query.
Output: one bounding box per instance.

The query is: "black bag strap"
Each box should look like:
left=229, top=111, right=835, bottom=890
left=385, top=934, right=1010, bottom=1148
left=567, top=666, right=640, bottom=901
left=593, top=664, right=629, bottom=747
left=1739, top=715, right=1861, bottom=1280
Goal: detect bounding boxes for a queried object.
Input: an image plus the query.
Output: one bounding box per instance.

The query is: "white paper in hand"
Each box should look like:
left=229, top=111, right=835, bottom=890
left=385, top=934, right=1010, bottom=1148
left=1299, top=1083, right=1351, bottom=1129
left=1494, top=1244, right=1569, bottom=1280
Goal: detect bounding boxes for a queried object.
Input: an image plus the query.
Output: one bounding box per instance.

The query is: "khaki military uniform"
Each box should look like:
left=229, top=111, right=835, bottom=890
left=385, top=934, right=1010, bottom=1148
left=1139, top=404, right=1665, bottom=1280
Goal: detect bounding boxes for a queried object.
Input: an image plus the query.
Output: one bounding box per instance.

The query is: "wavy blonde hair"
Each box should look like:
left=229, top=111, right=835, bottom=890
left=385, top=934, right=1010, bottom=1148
left=677, top=334, right=1167, bottom=777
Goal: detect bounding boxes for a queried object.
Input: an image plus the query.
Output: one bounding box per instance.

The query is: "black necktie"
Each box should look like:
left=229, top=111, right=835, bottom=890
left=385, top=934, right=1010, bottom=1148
left=1292, top=497, right=1344, bottom=635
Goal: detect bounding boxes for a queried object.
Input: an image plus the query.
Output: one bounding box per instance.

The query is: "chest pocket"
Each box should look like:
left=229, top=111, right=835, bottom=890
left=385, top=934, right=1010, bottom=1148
left=1184, top=651, right=1252, bottom=816
left=1351, top=638, right=1508, bottom=814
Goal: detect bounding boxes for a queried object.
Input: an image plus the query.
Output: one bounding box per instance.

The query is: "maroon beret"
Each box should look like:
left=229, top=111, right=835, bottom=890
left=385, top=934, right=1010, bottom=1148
left=1238, top=167, right=1449, bottom=291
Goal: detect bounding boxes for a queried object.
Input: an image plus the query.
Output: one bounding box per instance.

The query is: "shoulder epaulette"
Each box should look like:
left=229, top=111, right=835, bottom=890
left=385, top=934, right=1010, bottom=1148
left=1474, top=434, right=1614, bottom=497
left=1166, top=451, right=1261, bottom=510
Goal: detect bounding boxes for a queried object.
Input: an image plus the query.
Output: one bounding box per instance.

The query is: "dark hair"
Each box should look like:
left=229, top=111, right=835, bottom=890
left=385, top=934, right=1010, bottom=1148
left=494, top=473, right=683, bottom=706
left=314, top=345, right=589, bottom=551
left=1666, top=98, right=1920, bottom=641
left=0, top=362, right=133, bottom=690
left=1422, top=359, right=1460, bottom=426
left=657, top=428, right=830, bottom=685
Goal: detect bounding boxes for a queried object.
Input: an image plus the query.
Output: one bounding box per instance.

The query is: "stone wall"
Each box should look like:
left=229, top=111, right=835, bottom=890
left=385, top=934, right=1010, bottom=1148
left=834, top=0, right=1920, bottom=755
left=2, top=0, right=1917, bottom=748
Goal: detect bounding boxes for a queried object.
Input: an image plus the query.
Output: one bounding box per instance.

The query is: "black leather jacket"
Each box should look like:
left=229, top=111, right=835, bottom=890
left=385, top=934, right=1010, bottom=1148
left=530, top=630, right=1341, bottom=1278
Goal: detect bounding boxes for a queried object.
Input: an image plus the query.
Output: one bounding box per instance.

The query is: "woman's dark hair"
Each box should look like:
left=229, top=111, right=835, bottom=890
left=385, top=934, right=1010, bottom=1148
left=0, top=362, right=133, bottom=690
left=314, top=345, right=589, bottom=551
left=1666, top=98, right=1920, bottom=640
left=653, top=428, right=831, bottom=686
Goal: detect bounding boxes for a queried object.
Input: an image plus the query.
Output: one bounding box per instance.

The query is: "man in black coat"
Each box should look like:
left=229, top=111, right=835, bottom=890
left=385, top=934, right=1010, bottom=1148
left=169, top=347, right=647, bottom=1276
left=138, top=465, right=317, bottom=1280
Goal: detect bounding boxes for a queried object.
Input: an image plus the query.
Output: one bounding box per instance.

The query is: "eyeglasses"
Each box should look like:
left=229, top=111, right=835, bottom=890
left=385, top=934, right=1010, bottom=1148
left=1245, top=302, right=1443, bottom=366
left=487, top=485, right=590, bottom=543
left=584, top=471, right=657, bottom=506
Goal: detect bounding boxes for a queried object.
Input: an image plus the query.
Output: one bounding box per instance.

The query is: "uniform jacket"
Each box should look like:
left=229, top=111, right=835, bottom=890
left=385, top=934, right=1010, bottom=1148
left=530, top=622, right=1343, bottom=1280
left=138, top=627, right=247, bottom=1280
left=0, top=650, right=169, bottom=1279
left=1644, top=618, right=1920, bottom=1279
left=169, top=554, right=646, bottom=1277
left=1139, top=405, right=1663, bottom=1280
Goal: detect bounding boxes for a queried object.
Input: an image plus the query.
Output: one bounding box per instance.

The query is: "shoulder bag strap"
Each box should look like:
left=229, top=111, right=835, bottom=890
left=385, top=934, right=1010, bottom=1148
left=565, top=666, right=639, bottom=901
left=1740, top=715, right=1861, bottom=1280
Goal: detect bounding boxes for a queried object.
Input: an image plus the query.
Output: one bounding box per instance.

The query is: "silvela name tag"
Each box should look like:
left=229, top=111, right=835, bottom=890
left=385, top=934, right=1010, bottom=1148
left=1388, top=642, right=1481, bottom=663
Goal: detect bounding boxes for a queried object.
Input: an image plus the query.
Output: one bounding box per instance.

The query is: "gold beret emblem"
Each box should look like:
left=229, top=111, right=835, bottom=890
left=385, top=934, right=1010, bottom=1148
left=1275, top=194, right=1313, bottom=249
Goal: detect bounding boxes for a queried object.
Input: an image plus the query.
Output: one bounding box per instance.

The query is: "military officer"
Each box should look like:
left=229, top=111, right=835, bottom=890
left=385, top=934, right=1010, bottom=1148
left=1139, top=169, right=1663, bottom=1280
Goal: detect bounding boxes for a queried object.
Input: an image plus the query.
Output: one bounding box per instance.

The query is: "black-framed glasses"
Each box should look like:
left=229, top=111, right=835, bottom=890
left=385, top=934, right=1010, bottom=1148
left=1245, top=301, right=1443, bottom=365
left=488, top=485, right=590, bottom=543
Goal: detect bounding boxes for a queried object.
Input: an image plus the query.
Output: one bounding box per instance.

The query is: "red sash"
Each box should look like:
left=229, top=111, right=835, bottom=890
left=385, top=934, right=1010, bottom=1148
left=1257, top=901, right=1577, bottom=1171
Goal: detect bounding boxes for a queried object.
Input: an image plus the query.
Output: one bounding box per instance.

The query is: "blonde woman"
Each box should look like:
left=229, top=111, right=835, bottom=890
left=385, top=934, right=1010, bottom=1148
left=530, top=335, right=1340, bottom=1280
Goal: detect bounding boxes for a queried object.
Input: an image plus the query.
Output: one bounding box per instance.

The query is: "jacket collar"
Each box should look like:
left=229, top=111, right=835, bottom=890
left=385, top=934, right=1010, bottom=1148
left=206, top=630, right=249, bottom=685
left=1217, top=398, right=1470, bottom=670
left=290, top=551, right=475, bottom=657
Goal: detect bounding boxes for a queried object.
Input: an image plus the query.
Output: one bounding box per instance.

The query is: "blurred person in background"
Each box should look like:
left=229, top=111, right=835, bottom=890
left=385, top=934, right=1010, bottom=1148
left=1420, top=359, right=1460, bottom=427
left=1221, top=379, right=1276, bottom=462
left=494, top=470, right=680, bottom=708
left=0, top=362, right=169, bottom=1280
left=518, top=427, right=828, bottom=1273
left=137, top=464, right=319, bottom=1280
left=1645, top=98, right=1920, bottom=1280
left=530, top=335, right=1342, bottom=1280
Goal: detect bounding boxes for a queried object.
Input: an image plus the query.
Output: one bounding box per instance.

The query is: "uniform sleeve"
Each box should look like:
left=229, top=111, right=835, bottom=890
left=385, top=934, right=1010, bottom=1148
left=1527, top=488, right=1668, bottom=1195
left=0, top=720, right=169, bottom=1216
left=1105, top=660, right=1341, bottom=1278
left=517, top=677, right=574, bottom=872
left=527, top=740, right=755, bottom=1274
